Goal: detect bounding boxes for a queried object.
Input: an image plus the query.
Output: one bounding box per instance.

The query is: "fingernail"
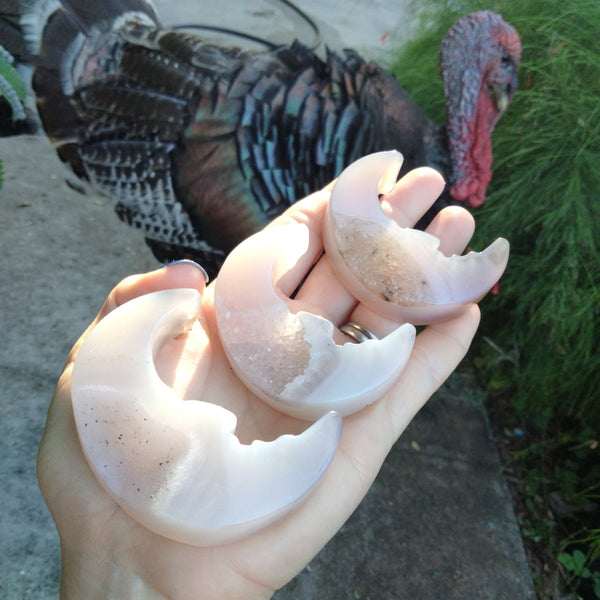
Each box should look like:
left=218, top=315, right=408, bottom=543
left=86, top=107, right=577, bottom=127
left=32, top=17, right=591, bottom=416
left=161, top=259, right=209, bottom=283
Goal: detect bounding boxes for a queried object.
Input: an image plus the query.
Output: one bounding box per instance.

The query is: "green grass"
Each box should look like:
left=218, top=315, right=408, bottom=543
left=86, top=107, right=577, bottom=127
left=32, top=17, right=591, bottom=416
left=472, top=0, right=600, bottom=426
left=392, top=0, right=600, bottom=427
left=391, top=1, right=600, bottom=596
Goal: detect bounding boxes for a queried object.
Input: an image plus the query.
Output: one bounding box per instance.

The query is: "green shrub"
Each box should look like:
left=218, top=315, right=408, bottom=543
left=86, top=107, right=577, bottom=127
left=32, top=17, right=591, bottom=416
left=392, top=0, right=600, bottom=432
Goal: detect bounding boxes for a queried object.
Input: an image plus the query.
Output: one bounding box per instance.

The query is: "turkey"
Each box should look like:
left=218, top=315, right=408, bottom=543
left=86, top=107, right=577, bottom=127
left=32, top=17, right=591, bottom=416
left=7, top=0, right=520, bottom=275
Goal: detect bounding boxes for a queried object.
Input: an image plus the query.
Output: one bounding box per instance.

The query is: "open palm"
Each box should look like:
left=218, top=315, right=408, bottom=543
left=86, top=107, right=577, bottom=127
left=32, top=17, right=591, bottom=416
left=38, top=168, right=481, bottom=600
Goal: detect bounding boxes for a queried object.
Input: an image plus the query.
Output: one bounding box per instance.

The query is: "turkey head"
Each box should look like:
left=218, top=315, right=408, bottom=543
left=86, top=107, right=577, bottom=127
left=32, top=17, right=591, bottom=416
left=439, top=10, right=521, bottom=207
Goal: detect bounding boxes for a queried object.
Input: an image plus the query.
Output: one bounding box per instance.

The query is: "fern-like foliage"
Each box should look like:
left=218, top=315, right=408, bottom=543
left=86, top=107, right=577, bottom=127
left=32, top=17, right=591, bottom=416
left=393, top=5, right=599, bottom=597
left=0, top=44, right=26, bottom=117
left=392, top=0, right=600, bottom=430
left=0, top=43, right=27, bottom=188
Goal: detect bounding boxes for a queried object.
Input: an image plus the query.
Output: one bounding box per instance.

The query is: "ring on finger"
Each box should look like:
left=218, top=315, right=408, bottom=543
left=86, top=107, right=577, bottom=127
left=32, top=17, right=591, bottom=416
left=339, top=321, right=379, bottom=343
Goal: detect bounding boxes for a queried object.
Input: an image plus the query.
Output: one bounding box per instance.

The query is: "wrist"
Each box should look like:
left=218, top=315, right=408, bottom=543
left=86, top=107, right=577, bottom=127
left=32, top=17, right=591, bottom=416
left=59, top=544, right=164, bottom=600
left=58, top=538, right=276, bottom=600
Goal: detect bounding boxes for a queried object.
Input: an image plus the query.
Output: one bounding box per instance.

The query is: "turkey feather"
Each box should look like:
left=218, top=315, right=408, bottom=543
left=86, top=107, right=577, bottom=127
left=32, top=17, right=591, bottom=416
left=5, top=0, right=520, bottom=275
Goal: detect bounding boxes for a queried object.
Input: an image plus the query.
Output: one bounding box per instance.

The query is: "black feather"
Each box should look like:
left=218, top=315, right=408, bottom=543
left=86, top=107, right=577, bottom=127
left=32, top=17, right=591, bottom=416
left=7, top=0, right=520, bottom=276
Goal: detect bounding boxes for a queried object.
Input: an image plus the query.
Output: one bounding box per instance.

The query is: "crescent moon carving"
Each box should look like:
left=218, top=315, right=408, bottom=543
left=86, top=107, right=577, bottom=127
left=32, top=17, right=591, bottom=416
left=71, top=288, right=342, bottom=546
left=214, top=223, right=417, bottom=420
left=70, top=151, right=510, bottom=545
left=323, top=151, right=510, bottom=325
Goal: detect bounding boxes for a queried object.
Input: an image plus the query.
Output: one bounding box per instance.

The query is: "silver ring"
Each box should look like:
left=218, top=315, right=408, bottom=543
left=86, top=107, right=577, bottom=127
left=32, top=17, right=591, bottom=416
left=339, top=321, right=378, bottom=343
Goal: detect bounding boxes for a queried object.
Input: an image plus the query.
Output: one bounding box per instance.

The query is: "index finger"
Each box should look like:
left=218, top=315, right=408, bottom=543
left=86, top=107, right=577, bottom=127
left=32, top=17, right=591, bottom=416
left=64, top=261, right=208, bottom=367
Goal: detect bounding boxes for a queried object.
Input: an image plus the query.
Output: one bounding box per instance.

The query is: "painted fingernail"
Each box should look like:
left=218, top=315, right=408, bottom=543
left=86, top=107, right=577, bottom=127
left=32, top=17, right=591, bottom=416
left=161, top=259, right=209, bottom=283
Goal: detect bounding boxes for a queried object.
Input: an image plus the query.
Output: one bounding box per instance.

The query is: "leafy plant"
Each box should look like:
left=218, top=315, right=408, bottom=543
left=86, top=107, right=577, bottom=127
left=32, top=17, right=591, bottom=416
left=391, top=1, right=600, bottom=597
left=0, top=45, right=26, bottom=118
left=0, top=43, right=28, bottom=188
left=473, top=0, right=600, bottom=428
left=394, top=0, right=600, bottom=430
left=558, top=549, right=600, bottom=598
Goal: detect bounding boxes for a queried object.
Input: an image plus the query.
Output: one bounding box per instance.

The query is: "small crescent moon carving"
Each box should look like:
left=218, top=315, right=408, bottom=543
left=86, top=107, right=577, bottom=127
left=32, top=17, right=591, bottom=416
left=324, top=151, right=510, bottom=325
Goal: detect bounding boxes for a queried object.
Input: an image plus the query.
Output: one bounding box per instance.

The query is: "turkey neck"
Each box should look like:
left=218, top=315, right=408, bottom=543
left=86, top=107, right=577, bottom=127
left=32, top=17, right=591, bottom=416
left=439, top=10, right=520, bottom=208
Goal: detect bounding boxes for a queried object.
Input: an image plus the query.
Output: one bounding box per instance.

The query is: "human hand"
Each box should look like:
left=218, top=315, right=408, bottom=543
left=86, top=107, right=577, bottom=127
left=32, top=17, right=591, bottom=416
left=38, top=167, right=481, bottom=600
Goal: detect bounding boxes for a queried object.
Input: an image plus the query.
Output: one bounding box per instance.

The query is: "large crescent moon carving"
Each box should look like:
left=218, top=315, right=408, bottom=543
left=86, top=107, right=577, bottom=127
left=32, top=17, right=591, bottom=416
left=71, top=288, right=342, bottom=546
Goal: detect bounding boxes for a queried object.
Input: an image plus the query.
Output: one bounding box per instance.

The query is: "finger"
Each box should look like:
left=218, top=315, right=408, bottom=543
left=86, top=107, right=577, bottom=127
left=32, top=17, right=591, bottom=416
left=266, top=182, right=334, bottom=231
left=381, top=167, right=446, bottom=227
left=65, top=261, right=208, bottom=367
left=376, top=303, right=481, bottom=439
left=288, top=257, right=357, bottom=327
left=102, top=260, right=208, bottom=317
left=426, top=205, right=475, bottom=256
left=263, top=186, right=333, bottom=293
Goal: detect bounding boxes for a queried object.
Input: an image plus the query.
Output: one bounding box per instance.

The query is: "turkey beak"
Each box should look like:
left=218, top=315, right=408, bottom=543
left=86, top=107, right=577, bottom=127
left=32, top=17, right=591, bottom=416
left=495, top=90, right=509, bottom=113
left=490, top=81, right=513, bottom=114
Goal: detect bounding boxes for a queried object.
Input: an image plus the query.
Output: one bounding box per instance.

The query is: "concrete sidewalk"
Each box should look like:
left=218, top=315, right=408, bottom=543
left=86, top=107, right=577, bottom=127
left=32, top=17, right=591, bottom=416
left=0, top=141, right=536, bottom=600
left=0, top=2, right=535, bottom=597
